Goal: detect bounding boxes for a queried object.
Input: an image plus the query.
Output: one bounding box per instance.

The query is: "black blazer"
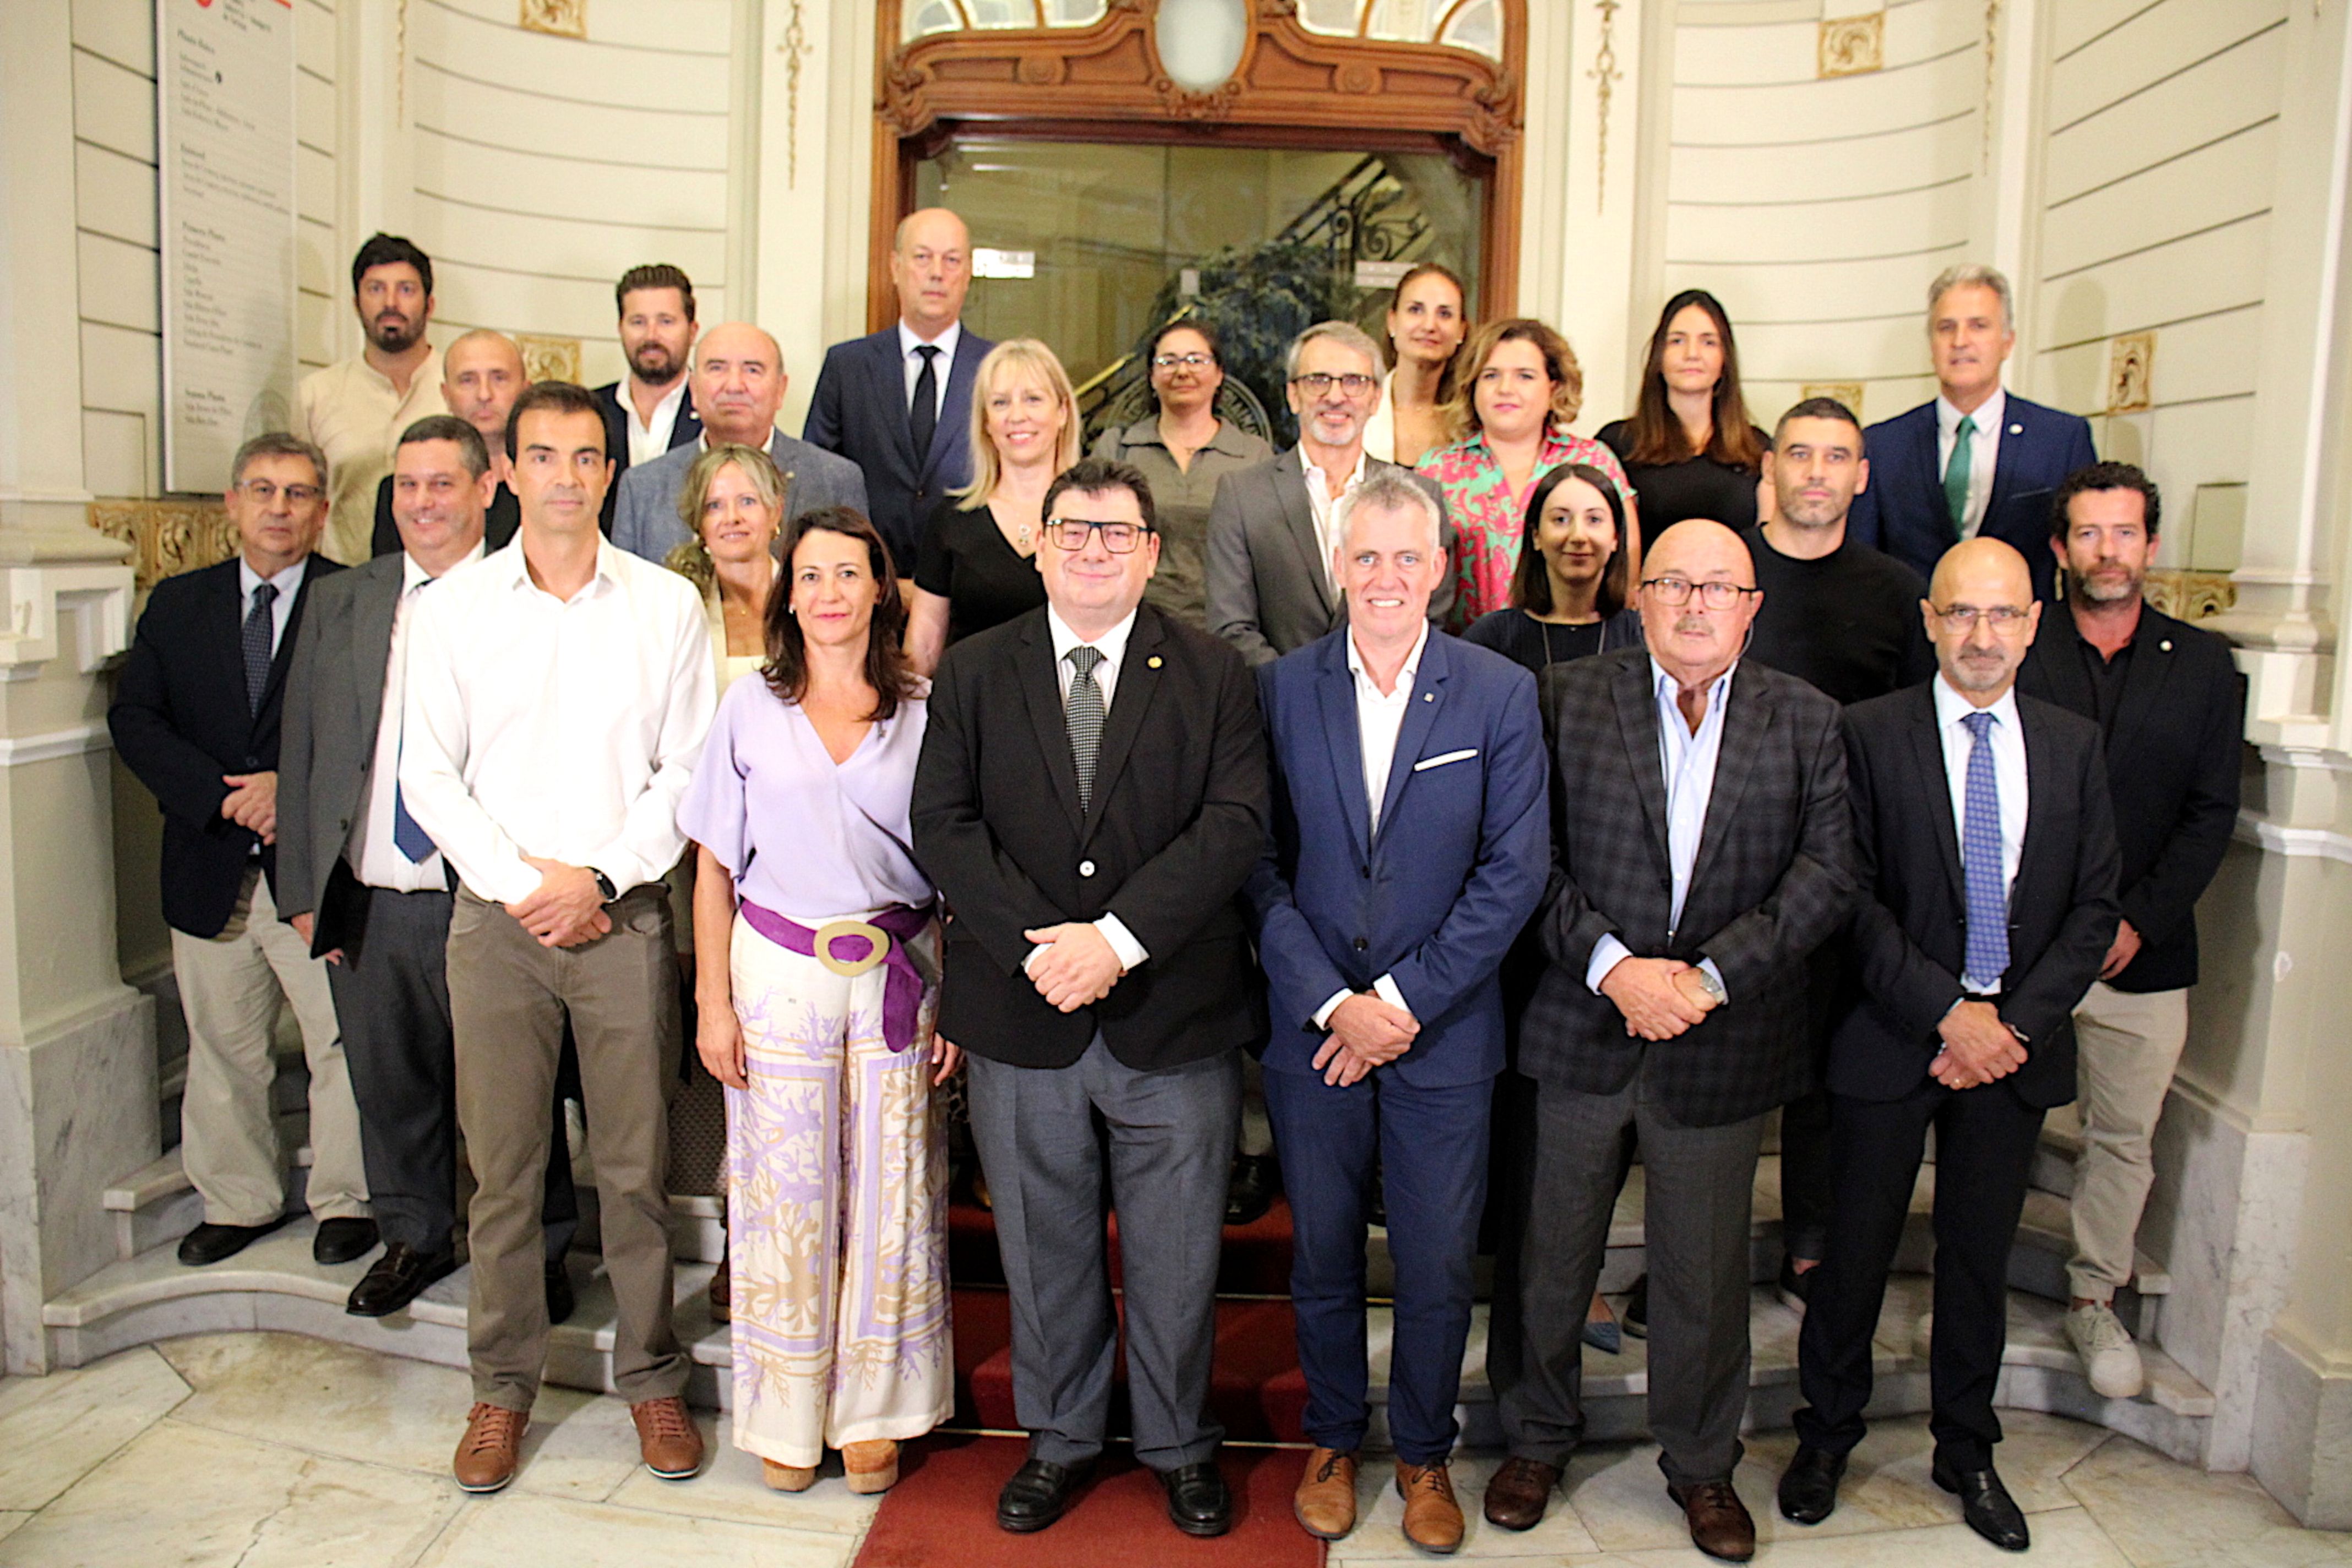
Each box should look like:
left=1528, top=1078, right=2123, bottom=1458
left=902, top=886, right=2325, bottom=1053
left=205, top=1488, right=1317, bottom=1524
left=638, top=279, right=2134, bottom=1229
left=1520, top=647, right=1858, bottom=1126
left=2017, top=602, right=2243, bottom=993
left=110, top=554, right=344, bottom=938
left=369, top=476, right=519, bottom=558
left=911, top=604, right=1270, bottom=1071
left=594, top=378, right=701, bottom=534
left=1833, top=681, right=2121, bottom=1108
left=803, top=325, right=994, bottom=570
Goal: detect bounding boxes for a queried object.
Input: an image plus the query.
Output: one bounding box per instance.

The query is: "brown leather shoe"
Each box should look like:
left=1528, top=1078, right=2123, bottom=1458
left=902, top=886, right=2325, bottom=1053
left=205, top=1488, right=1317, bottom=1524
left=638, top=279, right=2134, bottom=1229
left=452, top=1402, right=527, bottom=1493
left=1669, top=1478, right=1757, bottom=1562
left=1293, top=1446, right=1358, bottom=1539
left=1397, top=1459, right=1466, bottom=1554
left=630, top=1396, right=705, bottom=1479
left=1482, top=1455, right=1559, bottom=1531
left=843, top=1439, right=900, bottom=1495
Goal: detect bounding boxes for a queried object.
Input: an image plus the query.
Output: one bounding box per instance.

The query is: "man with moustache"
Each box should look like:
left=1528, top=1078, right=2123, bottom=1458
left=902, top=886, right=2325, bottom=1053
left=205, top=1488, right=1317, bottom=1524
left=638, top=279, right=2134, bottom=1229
left=369, top=330, right=527, bottom=558
left=280, top=415, right=587, bottom=1320
left=595, top=265, right=704, bottom=531
left=611, top=322, right=867, bottom=566
left=1781, top=538, right=2119, bottom=1554
left=400, top=382, right=716, bottom=1492
left=297, top=233, right=448, bottom=564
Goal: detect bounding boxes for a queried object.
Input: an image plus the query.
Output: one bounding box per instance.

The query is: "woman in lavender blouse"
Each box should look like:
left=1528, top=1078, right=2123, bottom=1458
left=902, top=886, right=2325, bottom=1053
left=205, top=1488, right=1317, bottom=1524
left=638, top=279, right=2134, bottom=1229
left=677, top=507, right=955, bottom=1498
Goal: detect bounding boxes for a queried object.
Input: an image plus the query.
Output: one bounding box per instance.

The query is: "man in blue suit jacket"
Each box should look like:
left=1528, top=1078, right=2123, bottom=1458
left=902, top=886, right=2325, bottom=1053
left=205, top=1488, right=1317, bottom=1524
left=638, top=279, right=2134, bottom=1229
left=803, top=208, right=995, bottom=571
left=1248, top=471, right=1548, bottom=1554
left=1848, top=264, right=2095, bottom=601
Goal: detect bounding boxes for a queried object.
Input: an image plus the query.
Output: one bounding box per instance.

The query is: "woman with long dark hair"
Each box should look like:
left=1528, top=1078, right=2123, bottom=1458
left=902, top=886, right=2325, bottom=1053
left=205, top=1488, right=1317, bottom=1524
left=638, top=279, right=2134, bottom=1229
left=1597, top=288, right=1771, bottom=531
left=1462, top=462, right=1643, bottom=672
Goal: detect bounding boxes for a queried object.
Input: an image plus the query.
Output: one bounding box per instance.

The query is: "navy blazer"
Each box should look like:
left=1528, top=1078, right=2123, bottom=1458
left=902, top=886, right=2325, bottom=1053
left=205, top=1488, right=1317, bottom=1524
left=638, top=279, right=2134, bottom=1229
left=1848, top=392, right=2097, bottom=600
left=803, top=325, right=995, bottom=569
left=1249, top=630, right=1548, bottom=1087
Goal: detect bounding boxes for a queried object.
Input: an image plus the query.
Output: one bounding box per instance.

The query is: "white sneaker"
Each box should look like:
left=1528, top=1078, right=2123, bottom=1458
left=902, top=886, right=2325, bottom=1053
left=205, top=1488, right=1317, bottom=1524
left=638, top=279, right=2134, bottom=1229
left=2065, top=1302, right=2146, bottom=1399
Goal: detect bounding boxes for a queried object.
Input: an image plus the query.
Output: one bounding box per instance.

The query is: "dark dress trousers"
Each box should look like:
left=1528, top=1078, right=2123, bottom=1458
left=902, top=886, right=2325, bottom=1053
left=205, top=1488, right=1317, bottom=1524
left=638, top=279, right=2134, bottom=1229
left=1848, top=393, right=2097, bottom=601
left=1249, top=629, right=1548, bottom=1463
left=276, top=554, right=577, bottom=1257
left=1794, top=681, right=2120, bottom=1473
left=594, top=378, right=701, bottom=535
left=802, top=324, right=995, bottom=571
left=911, top=603, right=1268, bottom=1471
left=111, top=554, right=342, bottom=938
left=370, top=476, right=519, bottom=559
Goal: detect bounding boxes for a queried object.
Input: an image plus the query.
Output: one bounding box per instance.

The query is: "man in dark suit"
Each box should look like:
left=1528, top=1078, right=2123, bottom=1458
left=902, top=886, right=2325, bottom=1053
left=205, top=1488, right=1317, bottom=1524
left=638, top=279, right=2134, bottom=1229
left=804, top=208, right=994, bottom=569
left=594, top=264, right=703, bottom=533
left=1206, top=321, right=1456, bottom=664
left=611, top=323, right=867, bottom=566
left=1781, top=537, right=2120, bottom=1554
left=110, top=432, right=374, bottom=1270
left=2018, top=462, right=2242, bottom=1402
left=912, top=456, right=1268, bottom=1540
left=280, top=415, right=583, bottom=1321
left=1249, top=472, right=1547, bottom=1554
left=1848, top=265, right=2096, bottom=600
left=370, top=329, right=524, bottom=558
left=1484, top=520, right=1856, bottom=1561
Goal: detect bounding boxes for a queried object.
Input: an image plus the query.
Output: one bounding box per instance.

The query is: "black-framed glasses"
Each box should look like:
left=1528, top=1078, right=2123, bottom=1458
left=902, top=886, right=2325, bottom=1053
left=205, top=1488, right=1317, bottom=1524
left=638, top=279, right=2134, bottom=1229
left=1290, top=372, right=1377, bottom=398
left=1153, top=352, right=1215, bottom=370
left=1931, top=605, right=2033, bottom=632
left=1044, top=518, right=1155, bottom=553
left=1642, top=576, right=1760, bottom=610
left=238, top=478, right=324, bottom=506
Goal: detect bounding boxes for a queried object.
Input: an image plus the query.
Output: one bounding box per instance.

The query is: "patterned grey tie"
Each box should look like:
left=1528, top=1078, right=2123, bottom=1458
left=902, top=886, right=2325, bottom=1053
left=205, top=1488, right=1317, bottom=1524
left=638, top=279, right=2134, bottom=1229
left=1065, top=644, right=1106, bottom=813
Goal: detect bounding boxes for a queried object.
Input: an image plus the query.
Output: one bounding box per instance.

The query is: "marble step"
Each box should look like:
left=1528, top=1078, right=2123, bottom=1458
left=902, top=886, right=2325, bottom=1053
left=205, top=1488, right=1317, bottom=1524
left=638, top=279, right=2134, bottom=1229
left=101, top=1121, right=315, bottom=1262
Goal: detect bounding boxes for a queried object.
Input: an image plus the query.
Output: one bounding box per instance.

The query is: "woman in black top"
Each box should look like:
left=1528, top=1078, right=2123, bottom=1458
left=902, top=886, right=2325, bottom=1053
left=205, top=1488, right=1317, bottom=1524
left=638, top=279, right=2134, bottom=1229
left=1463, top=462, right=1642, bottom=673
left=1596, top=289, right=1770, bottom=532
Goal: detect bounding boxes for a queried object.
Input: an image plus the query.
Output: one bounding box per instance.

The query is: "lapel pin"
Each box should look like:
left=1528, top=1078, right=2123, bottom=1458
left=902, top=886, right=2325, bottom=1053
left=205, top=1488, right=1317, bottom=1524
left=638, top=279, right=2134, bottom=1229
left=1423, top=692, right=1434, bottom=702
left=2160, top=639, right=2173, bottom=652
left=2008, top=423, right=2023, bottom=436
left=1147, top=655, right=1163, bottom=669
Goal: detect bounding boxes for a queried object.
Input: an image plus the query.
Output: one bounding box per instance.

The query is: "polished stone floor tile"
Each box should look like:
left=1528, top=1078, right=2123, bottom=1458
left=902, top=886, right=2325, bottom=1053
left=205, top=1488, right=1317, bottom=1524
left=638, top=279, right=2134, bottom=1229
left=0, top=1515, right=25, bottom=1544
left=410, top=1491, right=853, bottom=1568
left=1609, top=1503, right=2132, bottom=1565
left=601, top=1431, right=881, bottom=1534
left=0, top=1344, right=189, bottom=1510
left=2063, top=1433, right=2352, bottom=1567
left=1326, top=1451, right=1605, bottom=1561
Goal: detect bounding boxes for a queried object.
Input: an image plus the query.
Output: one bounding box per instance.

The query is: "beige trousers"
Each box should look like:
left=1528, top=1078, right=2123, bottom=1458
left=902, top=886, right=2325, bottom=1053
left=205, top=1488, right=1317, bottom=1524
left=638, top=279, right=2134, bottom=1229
left=2067, top=981, right=2190, bottom=1302
left=171, top=867, right=369, bottom=1227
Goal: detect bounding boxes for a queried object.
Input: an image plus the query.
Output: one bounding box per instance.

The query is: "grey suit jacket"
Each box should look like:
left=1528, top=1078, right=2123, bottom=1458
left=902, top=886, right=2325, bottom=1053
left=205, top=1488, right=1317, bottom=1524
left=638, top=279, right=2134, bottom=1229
left=1204, top=447, right=1455, bottom=665
left=609, top=429, right=870, bottom=567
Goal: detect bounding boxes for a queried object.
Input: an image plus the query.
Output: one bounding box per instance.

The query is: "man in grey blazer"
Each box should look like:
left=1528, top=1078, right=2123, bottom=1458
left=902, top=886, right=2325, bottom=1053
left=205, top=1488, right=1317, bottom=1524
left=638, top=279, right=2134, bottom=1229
left=1205, top=321, right=1455, bottom=665
left=610, top=322, right=868, bottom=566
left=279, top=415, right=580, bottom=1321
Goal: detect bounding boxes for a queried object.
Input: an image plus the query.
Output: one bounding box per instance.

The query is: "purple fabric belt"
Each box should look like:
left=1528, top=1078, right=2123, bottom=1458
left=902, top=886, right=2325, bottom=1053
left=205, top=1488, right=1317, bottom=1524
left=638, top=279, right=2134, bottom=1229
left=738, top=899, right=932, bottom=1053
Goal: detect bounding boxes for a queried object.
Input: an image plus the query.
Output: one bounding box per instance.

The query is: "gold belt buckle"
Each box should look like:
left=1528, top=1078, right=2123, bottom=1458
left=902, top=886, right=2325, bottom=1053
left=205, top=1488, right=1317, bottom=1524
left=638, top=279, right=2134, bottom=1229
left=813, top=919, right=890, bottom=977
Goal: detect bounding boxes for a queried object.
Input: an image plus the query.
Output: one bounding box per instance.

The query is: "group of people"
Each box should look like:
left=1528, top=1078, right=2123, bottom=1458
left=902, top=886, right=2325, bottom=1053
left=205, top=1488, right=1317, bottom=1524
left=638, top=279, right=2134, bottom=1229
left=106, top=208, right=2243, bottom=1562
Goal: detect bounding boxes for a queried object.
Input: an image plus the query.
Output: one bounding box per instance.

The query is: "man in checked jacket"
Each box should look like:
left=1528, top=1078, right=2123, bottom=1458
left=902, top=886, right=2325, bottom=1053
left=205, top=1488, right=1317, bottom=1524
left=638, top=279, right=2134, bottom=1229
left=1482, top=520, right=1857, bottom=1564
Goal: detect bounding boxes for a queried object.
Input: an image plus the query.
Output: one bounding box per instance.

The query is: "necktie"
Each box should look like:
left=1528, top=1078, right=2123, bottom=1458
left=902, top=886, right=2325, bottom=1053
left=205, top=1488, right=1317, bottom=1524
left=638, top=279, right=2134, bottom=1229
left=1065, top=645, right=1106, bottom=813
left=1960, top=709, right=2011, bottom=990
left=390, top=582, right=437, bottom=863
left=910, top=344, right=941, bottom=465
left=1943, top=413, right=1977, bottom=538
left=242, top=581, right=279, bottom=715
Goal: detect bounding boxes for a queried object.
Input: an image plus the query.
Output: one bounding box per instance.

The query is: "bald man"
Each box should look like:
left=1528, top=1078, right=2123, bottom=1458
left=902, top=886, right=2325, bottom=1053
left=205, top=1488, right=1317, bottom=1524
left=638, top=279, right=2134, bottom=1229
left=1487, top=520, right=1856, bottom=1561
left=611, top=322, right=868, bottom=565
left=371, top=330, right=526, bottom=558
left=803, top=208, right=997, bottom=569
left=1781, top=538, right=2119, bottom=1554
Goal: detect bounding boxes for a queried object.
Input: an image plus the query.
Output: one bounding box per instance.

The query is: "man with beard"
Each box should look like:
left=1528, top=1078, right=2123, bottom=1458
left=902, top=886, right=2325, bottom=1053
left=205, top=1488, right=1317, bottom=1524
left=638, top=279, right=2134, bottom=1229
left=594, top=265, right=704, bottom=532
left=297, top=234, right=449, bottom=565
left=369, top=330, right=528, bottom=558
left=2017, top=462, right=2241, bottom=1402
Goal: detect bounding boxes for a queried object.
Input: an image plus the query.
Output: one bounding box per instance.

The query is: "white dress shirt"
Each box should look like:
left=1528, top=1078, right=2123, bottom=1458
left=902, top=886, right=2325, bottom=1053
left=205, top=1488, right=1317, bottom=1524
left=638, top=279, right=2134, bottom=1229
left=622, top=377, right=689, bottom=469
left=1936, top=385, right=2006, bottom=540
left=1932, top=676, right=2029, bottom=993
left=351, top=543, right=484, bottom=891
left=899, top=319, right=963, bottom=422
left=237, top=556, right=310, bottom=656
left=1310, top=624, right=1427, bottom=1031
left=1300, top=444, right=1368, bottom=595
left=1030, top=605, right=1148, bottom=972
left=1587, top=658, right=1734, bottom=998
left=398, top=540, right=717, bottom=906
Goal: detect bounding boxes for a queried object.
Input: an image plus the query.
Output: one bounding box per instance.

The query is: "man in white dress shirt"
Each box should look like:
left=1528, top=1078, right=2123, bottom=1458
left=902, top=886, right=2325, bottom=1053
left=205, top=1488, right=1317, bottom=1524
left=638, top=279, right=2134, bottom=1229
left=399, top=382, right=716, bottom=1494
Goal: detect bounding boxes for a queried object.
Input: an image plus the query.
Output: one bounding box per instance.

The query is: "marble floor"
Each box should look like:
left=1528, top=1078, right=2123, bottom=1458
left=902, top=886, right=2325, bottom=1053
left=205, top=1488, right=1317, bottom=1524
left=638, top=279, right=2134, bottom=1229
left=0, top=1333, right=2344, bottom=1567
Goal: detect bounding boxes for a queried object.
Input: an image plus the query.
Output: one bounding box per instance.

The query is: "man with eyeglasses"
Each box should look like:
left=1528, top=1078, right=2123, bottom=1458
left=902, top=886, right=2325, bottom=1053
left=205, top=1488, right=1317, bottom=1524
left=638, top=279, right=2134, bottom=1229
left=1485, top=519, right=1856, bottom=1562
left=111, top=432, right=374, bottom=1270
left=914, top=456, right=1270, bottom=1541
left=1781, top=537, right=2119, bottom=1555
left=1206, top=320, right=1455, bottom=666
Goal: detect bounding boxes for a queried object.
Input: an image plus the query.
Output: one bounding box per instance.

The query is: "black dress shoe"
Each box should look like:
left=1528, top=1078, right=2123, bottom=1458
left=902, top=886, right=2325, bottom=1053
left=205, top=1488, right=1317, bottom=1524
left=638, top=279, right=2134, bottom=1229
left=1777, top=1444, right=1847, bottom=1525
left=1224, top=1154, right=1276, bottom=1227
left=177, top=1217, right=287, bottom=1266
left=347, top=1243, right=458, bottom=1317
left=1160, top=1460, right=1232, bottom=1538
left=313, top=1217, right=380, bottom=1266
left=1934, top=1457, right=2030, bottom=1551
left=998, top=1457, right=1091, bottom=1533
left=545, top=1259, right=576, bottom=1326
left=1623, top=1272, right=1649, bottom=1338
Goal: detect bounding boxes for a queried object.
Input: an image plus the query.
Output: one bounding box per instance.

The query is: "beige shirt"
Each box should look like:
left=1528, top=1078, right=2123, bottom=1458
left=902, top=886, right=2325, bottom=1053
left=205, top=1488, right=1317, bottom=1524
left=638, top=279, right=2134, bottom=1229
left=295, top=348, right=448, bottom=565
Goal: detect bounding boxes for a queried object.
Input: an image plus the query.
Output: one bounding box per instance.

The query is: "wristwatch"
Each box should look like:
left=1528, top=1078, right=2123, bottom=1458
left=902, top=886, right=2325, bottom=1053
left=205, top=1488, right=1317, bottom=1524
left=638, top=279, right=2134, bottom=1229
left=591, top=869, right=619, bottom=903
left=1692, top=967, right=1728, bottom=1007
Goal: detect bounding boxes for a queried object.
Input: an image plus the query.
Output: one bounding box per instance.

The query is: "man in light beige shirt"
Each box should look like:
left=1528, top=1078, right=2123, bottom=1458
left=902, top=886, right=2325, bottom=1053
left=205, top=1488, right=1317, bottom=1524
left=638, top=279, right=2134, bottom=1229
left=296, top=233, right=449, bottom=564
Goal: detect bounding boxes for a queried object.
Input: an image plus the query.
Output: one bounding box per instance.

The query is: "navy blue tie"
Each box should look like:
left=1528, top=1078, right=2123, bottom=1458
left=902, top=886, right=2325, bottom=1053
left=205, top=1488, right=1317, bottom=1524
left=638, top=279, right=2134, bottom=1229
left=1960, top=710, right=2011, bottom=989
left=390, top=583, right=436, bottom=863
left=910, top=344, right=941, bottom=465
left=241, top=582, right=277, bottom=715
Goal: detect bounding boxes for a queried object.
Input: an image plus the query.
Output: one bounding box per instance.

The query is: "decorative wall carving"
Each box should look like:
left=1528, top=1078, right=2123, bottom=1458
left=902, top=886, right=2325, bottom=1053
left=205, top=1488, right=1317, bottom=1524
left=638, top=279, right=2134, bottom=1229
left=1804, top=382, right=1868, bottom=420
left=86, top=499, right=237, bottom=594
left=2108, top=331, right=2155, bottom=414
left=519, top=0, right=586, bottom=40
left=2145, top=569, right=2235, bottom=622
left=518, top=334, right=584, bottom=385
left=1819, top=12, right=1885, bottom=78
left=1588, top=0, right=1622, bottom=214
left=1981, top=0, right=2001, bottom=170
left=781, top=1, right=814, bottom=187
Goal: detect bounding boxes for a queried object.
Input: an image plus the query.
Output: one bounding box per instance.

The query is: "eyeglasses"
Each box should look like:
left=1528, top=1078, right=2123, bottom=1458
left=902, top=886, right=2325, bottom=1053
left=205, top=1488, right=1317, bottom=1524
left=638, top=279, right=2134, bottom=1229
left=1044, top=518, right=1155, bottom=553
left=1290, top=372, right=1378, bottom=398
left=1153, top=353, right=1215, bottom=370
left=1931, top=605, right=2033, bottom=632
left=1642, top=576, right=1760, bottom=609
left=237, top=479, right=324, bottom=506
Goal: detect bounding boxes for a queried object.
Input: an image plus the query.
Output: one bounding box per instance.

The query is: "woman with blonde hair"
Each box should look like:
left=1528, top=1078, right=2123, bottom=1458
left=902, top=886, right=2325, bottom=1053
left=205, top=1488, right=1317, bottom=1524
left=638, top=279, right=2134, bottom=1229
left=1416, top=319, right=1635, bottom=626
left=667, top=442, right=788, bottom=691
left=905, top=337, right=1078, bottom=674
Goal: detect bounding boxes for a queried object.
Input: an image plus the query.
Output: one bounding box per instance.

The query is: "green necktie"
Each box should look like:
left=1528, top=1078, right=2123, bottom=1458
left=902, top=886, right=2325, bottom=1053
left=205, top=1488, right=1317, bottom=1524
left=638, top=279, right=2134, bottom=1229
left=1943, top=413, right=1977, bottom=538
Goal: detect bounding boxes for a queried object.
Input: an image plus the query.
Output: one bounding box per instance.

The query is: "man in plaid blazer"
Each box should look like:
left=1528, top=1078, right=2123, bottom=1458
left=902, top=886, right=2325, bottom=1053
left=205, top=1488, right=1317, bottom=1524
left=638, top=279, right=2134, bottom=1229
left=1484, top=520, right=1857, bottom=1562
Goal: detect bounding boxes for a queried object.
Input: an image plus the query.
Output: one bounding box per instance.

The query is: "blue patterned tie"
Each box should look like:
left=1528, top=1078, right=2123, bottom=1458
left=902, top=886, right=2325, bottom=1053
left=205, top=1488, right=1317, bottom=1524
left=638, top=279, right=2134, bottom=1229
left=241, top=581, right=278, bottom=715
left=390, top=582, right=436, bottom=863
left=1960, top=709, right=2010, bottom=989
